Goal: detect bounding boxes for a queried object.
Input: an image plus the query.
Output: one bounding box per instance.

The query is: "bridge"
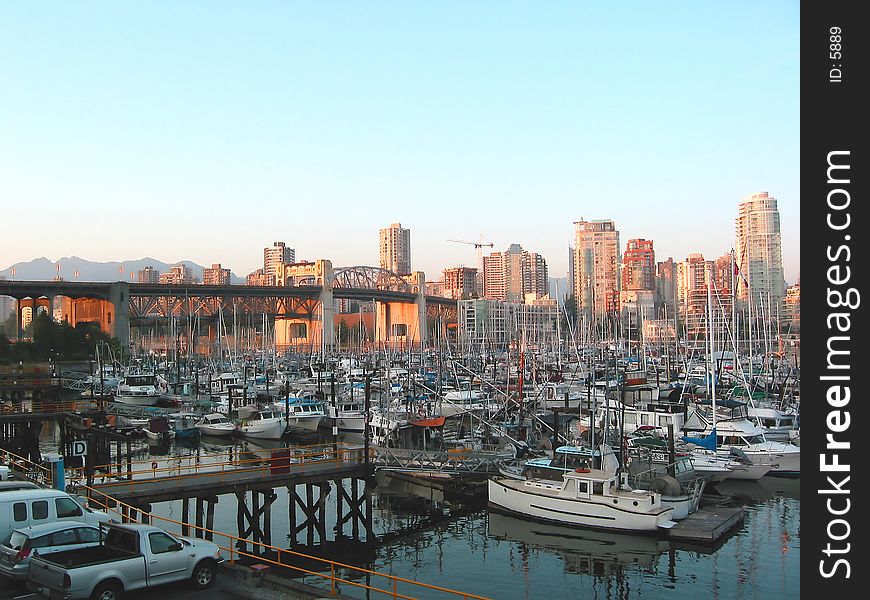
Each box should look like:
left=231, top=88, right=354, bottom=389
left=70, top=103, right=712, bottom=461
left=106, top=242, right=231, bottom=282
left=0, top=260, right=458, bottom=352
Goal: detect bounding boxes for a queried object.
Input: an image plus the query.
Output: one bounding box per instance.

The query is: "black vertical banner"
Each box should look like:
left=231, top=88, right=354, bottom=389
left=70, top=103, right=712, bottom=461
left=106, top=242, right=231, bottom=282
left=803, top=2, right=865, bottom=595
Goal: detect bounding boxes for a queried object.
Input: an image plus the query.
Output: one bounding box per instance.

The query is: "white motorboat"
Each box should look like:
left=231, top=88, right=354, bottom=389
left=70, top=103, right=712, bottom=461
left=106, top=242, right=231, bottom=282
left=236, top=406, right=287, bottom=440
left=683, top=403, right=800, bottom=477
left=195, top=413, right=237, bottom=437
left=488, top=467, right=677, bottom=532
left=142, top=417, right=175, bottom=444
left=282, top=397, right=326, bottom=432
left=114, top=373, right=161, bottom=406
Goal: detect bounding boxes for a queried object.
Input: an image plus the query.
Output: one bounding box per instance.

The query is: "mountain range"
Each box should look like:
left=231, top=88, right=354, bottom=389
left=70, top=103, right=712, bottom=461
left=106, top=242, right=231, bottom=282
left=0, top=257, right=245, bottom=284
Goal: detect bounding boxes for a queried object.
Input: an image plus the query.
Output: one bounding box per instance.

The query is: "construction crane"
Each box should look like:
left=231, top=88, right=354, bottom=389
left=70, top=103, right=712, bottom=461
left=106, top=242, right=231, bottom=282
left=447, top=238, right=494, bottom=282
left=447, top=239, right=494, bottom=250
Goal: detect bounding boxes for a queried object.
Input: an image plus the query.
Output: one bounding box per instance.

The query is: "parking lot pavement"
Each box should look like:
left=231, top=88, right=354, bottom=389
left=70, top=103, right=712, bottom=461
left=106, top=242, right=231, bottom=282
left=0, top=580, right=226, bottom=600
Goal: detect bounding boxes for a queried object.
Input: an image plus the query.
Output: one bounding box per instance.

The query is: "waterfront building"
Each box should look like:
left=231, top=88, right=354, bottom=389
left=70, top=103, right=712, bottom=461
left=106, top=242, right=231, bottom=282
left=621, top=239, right=656, bottom=292
left=676, top=253, right=733, bottom=341
left=643, top=318, right=677, bottom=348
left=202, top=263, right=231, bottom=286
left=782, top=281, right=800, bottom=332
left=442, top=266, right=479, bottom=300
left=620, top=239, right=655, bottom=327
left=459, top=298, right=559, bottom=350
left=158, top=263, right=196, bottom=285
left=379, top=222, right=411, bottom=275
left=735, top=192, right=786, bottom=308
left=573, top=219, right=620, bottom=318
left=246, top=269, right=274, bottom=286
left=482, top=244, right=548, bottom=303
left=264, top=242, right=295, bottom=283
left=137, top=266, right=160, bottom=284
left=655, top=257, right=678, bottom=317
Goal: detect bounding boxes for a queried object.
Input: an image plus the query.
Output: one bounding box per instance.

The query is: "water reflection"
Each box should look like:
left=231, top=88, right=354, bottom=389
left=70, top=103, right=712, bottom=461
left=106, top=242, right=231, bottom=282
left=487, top=512, right=669, bottom=577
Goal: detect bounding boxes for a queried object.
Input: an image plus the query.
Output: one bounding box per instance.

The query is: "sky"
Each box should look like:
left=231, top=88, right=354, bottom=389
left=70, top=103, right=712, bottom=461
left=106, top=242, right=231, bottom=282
left=0, top=2, right=800, bottom=284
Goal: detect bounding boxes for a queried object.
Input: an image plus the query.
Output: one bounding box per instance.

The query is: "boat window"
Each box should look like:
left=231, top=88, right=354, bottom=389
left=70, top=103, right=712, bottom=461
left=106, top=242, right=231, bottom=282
left=578, top=481, right=589, bottom=494
left=13, top=502, right=27, bottom=522
left=746, top=434, right=766, bottom=444
left=593, top=482, right=604, bottom=495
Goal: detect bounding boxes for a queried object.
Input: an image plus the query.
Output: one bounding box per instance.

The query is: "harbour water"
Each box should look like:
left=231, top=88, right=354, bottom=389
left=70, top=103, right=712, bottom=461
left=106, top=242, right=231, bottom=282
left=121, top=436, right=800, bottom=600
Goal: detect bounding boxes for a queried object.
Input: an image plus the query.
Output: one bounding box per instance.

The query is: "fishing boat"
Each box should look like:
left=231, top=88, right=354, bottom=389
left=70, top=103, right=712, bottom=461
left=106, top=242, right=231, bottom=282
left=113, top=373, right=161, bottom=406
left=334, top=398, right=367, bottom=433
left=488, top=469, right=676, bottom=532
left=170, top=412, right=201, bottom=439
left=195, top=413, right=237, bottom=437
left=142, top=417, right=175, bottom=444
left=283, top=397, right=327, bottom=431
left=236, top=405, right=287, bottom=439
left=488, top=466, right=677, bottom=532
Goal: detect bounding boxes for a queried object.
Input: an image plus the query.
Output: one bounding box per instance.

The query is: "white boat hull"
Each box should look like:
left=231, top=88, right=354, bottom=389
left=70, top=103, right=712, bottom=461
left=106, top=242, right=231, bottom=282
left=239, top=420, right=286, bottom=439
left=114, top=394, right=161, bottom=406
left=287, top=416, right=323, bottom=432
left=196, top=425, right=236, bottom=437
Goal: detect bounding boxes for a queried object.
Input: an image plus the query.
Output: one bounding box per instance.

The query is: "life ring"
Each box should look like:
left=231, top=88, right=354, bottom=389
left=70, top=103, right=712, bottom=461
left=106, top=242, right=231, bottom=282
left=574, top=468, right=591, bottom=473
left=417, top=405, right=426, bottom=418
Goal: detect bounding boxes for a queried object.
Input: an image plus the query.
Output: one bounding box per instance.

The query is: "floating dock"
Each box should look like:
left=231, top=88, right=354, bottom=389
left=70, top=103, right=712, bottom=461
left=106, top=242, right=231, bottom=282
left=666, top=506, right=744, bottom=542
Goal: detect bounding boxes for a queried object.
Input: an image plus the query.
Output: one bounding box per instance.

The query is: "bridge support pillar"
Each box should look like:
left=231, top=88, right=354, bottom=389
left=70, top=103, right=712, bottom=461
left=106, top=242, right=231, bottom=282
left=235, top=489, right=277, bottom=555
left=318, top=260, right=335, bottom=351
left=374, top=271, right=427, bottom=349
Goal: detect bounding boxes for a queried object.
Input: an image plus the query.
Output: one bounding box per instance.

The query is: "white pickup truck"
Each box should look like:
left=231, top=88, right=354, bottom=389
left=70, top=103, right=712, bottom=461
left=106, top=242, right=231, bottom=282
left=26, top=522, right=224, bottom=600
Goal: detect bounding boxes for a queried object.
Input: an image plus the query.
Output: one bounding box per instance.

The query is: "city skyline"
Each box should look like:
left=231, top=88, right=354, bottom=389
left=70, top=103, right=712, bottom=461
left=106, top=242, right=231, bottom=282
left=1, top=3, right=799, bottom=283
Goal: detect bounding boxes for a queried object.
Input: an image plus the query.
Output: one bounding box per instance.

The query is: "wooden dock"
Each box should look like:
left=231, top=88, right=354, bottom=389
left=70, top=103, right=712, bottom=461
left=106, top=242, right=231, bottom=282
left=666, top=506, right=744, bottom=542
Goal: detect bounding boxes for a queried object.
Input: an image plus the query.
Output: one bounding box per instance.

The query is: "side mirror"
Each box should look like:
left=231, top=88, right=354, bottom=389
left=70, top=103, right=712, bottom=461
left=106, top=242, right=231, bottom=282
left=172, top=542, right=183, bottom=552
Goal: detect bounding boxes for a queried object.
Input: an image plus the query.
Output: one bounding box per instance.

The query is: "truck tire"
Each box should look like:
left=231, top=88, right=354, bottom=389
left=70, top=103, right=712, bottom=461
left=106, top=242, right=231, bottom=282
left=91, top=581, right=123, bottom=600
left=191, top=559, right=217, bottom=589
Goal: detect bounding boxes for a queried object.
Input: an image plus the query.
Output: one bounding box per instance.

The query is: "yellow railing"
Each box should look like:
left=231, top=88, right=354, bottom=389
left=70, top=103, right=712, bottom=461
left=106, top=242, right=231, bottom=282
left=1, top=447, right=488, bottom=599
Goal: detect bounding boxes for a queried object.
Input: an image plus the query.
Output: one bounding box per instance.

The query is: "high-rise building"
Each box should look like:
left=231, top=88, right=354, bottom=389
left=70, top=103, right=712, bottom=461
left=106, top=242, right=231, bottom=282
left=735, top=192, right=786, bottom=307
left=677, top=253, right=732, bottom=339
left=264, top=242, right=295, bottom=284
left=442, top=267, right=479, bottom=300
left=655, top=257, right=678, bottom=316
left=482, top=245, right=548, bottom=303
left=203, top=263, right=231, bottom=286
left=573, top=219, right=620, bottom=317
left=621, top=239, right=656, bottom=292
left=158, top=263, right=195, bottom=285
left=137, top=266, right=160, bottom=284
left=379, top=223, right=411, bottom=275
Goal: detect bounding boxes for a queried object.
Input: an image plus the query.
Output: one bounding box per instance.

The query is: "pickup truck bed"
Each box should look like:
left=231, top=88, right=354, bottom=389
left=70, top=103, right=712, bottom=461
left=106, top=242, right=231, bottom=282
left=35, top=546, right=139, bottom=569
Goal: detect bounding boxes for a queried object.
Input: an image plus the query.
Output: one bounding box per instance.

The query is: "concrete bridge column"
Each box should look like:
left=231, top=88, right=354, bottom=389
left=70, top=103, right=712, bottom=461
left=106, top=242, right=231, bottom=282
left=375, top=271, right=427, bottom=349
left=109, top=283, right=130, bottom=353
left=412, top=271, right=428, bottom=346
left=318, top=260, right=335, bottom=351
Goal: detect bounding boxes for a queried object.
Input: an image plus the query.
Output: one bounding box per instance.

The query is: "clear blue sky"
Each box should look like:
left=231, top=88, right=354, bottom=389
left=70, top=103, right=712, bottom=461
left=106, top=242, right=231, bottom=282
left=0, top=1, right=799, bottom=284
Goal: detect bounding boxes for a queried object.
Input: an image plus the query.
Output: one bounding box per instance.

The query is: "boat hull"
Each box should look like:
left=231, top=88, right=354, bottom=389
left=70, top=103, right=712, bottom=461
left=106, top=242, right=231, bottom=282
left=114, top=394, right=161, bottom=406
left=239, top=420, right=286, bottom=439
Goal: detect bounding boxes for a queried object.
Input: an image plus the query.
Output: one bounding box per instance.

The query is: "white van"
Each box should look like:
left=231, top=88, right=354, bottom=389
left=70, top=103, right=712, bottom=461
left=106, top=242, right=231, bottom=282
left=0, top=489, right=111, bottom=543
